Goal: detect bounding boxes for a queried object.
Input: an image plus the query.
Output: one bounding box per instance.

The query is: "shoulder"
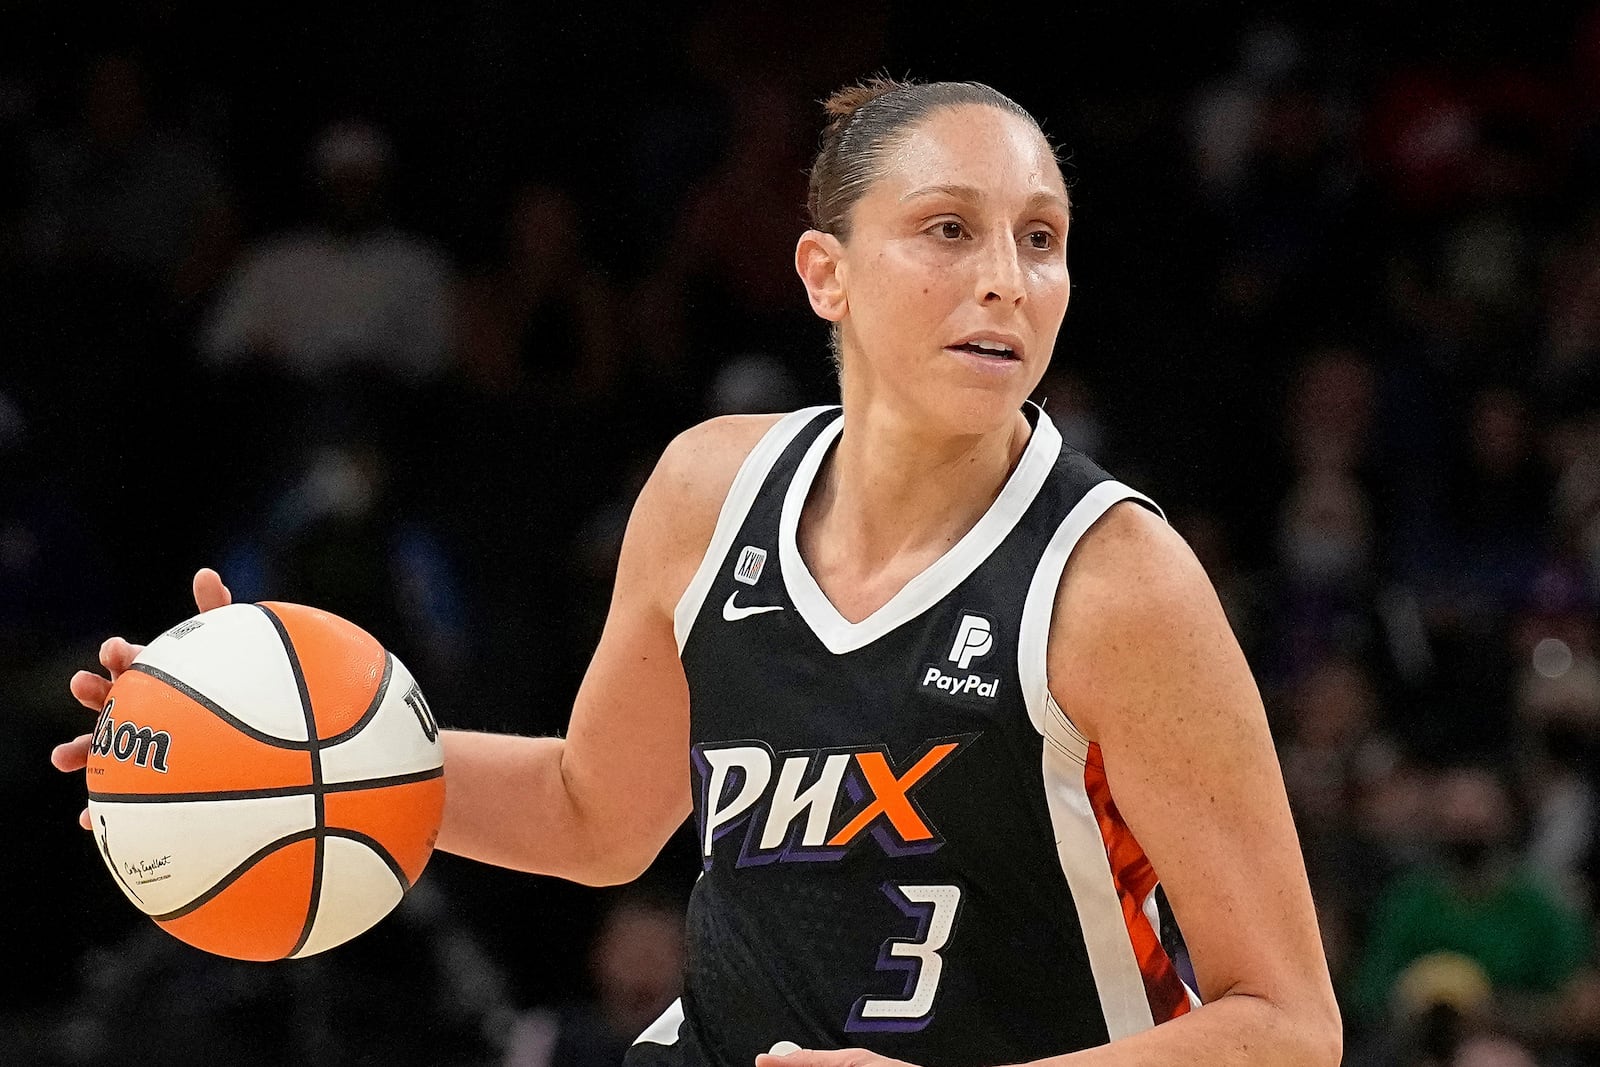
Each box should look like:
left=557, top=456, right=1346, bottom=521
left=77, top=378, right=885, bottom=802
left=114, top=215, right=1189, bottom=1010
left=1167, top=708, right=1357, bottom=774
left=623, top=413, right=789, bottom=606
left=644, top=413, right=787, bottom=531
left=1057, top=498, right=1210, bottom=625
left=1047, top=498, right=1234, bottom=740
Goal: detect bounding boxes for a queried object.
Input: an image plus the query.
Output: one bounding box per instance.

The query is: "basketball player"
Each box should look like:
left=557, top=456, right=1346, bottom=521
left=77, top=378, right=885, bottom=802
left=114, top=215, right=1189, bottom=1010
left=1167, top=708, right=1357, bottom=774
left=58, top=79, right=1341, bottom=1066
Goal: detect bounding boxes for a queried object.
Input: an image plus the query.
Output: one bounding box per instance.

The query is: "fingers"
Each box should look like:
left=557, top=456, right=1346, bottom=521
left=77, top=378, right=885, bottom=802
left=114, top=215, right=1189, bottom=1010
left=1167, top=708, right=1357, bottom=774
left=193, top=567, right=232, bottom=612
left=52, top=733, right=92, bottom=773
left=98, top=637, right=143, bottom=680
left=80, top=807, right=91, bottom=831
left=70, top=669, right=112, bottom=711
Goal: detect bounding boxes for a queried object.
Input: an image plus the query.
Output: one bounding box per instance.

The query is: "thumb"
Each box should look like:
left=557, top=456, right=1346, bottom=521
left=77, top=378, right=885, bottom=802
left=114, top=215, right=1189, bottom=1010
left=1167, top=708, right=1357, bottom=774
left=193, top=567, right=232, bottom=612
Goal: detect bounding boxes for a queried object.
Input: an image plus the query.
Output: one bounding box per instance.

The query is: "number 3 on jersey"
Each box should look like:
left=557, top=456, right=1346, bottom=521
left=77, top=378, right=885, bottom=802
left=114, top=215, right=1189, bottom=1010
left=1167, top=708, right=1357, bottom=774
left=847, top=883, right=964, bottom=1032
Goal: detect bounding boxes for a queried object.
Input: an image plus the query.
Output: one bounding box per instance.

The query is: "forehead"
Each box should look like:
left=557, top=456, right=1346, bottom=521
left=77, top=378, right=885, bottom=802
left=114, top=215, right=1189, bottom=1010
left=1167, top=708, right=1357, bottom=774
left=875, top=104, right=1066, bottom=206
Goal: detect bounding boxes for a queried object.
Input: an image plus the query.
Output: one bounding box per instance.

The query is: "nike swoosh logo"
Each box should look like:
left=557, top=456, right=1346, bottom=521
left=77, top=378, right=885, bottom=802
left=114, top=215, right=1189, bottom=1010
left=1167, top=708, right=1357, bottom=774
left=723, top=592, right=784, bottom=622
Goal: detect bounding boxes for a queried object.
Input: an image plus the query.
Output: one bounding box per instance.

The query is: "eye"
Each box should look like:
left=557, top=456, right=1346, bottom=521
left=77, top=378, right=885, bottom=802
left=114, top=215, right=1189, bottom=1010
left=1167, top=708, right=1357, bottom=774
left=930, top=220, right=967, bottom=240
left=1026, top=229, right=1055, bottom=251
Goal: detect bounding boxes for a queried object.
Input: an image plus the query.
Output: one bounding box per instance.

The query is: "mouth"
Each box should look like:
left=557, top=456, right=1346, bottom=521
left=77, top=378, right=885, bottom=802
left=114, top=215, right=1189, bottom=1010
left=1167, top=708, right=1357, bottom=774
left=946, top=338, right=1022, bottom=362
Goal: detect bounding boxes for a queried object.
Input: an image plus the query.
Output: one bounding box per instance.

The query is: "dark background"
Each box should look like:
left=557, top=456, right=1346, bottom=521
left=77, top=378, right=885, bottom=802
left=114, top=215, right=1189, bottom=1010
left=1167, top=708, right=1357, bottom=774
left=4, top=2, right=1599, bottom=1064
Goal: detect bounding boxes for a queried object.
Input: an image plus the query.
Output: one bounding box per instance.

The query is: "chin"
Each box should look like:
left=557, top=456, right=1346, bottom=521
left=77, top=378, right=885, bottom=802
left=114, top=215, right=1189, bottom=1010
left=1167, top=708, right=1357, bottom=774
left=910, top=378, right=1033, bottom=439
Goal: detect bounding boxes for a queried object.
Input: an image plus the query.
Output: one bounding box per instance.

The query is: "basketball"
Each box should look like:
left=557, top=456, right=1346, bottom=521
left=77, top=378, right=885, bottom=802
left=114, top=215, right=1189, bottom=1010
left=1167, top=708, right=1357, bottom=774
left=84, top=602, right=446, bottom=961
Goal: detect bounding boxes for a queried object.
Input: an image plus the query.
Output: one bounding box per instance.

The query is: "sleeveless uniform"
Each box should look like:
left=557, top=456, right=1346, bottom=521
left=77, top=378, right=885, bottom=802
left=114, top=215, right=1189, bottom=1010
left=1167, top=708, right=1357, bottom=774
left=624, top=403, right=1197, bottom=1067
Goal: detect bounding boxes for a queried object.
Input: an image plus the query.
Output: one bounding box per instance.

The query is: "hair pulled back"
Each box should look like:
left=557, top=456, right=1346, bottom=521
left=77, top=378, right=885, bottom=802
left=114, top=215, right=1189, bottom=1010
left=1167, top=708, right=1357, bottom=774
left=807, top=76, right=1059, bottom=241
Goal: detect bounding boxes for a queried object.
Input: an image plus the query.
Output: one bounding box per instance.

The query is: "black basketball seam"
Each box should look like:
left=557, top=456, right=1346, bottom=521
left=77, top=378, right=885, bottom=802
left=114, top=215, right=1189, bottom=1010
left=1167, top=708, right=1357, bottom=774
left=125, top=663, right=316, bottom=751
left=86, top=764, right=443, bottom=804
left=152, top=827, right=321, bottom=922
left=253, top=604, right=326, bottom=960
left=321, top=827, right=412, bottom=891
left=320, top=651, right=394, bottom=747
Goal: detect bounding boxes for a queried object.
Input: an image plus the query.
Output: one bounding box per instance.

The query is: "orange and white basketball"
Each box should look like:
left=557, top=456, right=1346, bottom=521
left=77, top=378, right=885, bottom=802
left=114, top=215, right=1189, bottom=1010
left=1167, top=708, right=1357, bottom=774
left=84, top=602, right=446, bottom=961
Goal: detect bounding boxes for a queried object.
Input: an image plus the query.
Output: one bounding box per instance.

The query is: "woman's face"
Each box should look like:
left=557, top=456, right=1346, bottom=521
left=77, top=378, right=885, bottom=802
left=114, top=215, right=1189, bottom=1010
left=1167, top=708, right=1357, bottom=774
left=822, top=104, right=1072, bottom=434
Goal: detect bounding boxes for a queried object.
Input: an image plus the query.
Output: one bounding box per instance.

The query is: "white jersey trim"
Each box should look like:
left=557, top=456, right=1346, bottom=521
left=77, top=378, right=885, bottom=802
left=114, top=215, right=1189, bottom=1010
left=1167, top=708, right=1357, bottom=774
left=1023, top=477, right=1168, bottom=1039
left=779, top=404, right=1064, bottom=655
left=632, top=997, right=685, bottom=1046
left=1017, top=479, right=1163, bottom=744
left=1041, top=747, right=1158, bottom=1040
left=674, top=407, right=836, bottom=653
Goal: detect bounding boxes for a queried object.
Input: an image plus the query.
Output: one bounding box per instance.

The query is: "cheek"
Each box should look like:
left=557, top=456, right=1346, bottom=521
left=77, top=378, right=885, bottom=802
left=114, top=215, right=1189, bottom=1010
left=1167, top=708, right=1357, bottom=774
left=859, top=246, right=959, bottom=325
left=1033, top=261, right=1070, bottom=299
left=1031, top=264, right=1071, bottom=319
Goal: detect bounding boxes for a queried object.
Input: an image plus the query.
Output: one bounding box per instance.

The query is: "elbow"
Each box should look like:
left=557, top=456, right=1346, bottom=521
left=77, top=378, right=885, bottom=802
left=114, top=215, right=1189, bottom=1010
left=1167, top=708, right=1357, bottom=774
left=568, top=849, right=655, bottom=888
left=561, top=821, right=670, bottom=887
left=1290, top=995, right=1344, bottom=1067
left=1301, top=1023, right=1342, bottom=1067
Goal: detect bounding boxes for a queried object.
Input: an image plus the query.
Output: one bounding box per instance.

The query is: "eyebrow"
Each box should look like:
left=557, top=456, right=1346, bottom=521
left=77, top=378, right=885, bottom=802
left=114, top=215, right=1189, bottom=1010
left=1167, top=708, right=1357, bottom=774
left=900, top=183, right=1071, bottom=215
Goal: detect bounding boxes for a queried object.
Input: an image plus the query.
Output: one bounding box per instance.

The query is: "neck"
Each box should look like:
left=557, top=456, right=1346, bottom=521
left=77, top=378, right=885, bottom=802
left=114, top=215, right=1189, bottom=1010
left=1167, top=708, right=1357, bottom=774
left=808, top=398, right=1032, bottom=576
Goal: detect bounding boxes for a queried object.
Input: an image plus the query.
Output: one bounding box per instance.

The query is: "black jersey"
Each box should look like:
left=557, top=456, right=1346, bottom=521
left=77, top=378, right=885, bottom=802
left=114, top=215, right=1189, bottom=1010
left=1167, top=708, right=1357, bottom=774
left=625, top=404, right=1196, bottom=1067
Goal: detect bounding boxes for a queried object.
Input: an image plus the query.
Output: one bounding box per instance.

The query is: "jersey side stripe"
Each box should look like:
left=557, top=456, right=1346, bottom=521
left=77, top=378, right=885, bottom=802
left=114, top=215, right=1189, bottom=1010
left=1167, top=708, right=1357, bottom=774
left=673, top=406, right=835, bottom=652
left=1023, top=478, right=1166, bottom=1040
left=1041, top=743, right=1156, bottom=1039
left=1084, top=746, right=1195, bottom=1025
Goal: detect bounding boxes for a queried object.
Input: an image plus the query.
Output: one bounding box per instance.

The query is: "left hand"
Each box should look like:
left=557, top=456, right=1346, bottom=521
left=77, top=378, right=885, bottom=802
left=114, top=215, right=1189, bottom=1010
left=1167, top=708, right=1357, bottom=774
left=755, top=1050, right=918, bottom=1067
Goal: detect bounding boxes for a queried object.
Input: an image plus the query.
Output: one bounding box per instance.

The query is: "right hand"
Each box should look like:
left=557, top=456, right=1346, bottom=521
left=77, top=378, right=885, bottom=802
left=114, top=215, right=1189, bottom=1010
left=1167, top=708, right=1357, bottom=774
left=52, top=567, right=234, bottom=829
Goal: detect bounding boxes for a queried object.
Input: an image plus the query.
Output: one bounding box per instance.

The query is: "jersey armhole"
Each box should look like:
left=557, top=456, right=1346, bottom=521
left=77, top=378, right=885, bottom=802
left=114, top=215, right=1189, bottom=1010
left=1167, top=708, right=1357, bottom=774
left=1017, top=482, right=1165, bottom=755
left=672, top=407, right=836, bottom=652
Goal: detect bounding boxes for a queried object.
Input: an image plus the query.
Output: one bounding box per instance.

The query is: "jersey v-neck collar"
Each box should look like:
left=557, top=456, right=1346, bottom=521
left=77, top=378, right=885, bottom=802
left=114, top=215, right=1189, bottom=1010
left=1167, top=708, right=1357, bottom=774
left=778, top=403, right=1063, bottom=655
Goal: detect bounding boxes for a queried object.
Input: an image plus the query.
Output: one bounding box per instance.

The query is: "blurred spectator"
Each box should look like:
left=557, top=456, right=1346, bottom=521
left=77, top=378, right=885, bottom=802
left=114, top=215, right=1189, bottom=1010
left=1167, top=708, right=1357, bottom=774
left=1509, top=560, right=1600, bottom=910
left=632, top=83, right=830, bottom=403
left=1536, top=200, right=1600, bottom=394
left=453, top=181, right=624, bottom=407
left=199, top=116, right=453, bottom=384
left=1265, top=467, right=1387, bottom=688
left=1350, top=764, right=1591, bottom=1051
left=434, top=179, right=639, bottom=727
left=1257, top=349, right=1401, bottom=682
left=1186, top=20, right=1361, bottom=329
left=503, top=889, right=686, bottom=1067
left=1284, top=346, right=1380, bottom=480
left=1279, top=657, right=1403, bottom=910
left=1360, top=56, right=1566, bottom=219
left=1408, top=386, right=1554, bottom=635
left=18, top=48, right=238, bottom=311
left=214, top=434, right=471, bottom=702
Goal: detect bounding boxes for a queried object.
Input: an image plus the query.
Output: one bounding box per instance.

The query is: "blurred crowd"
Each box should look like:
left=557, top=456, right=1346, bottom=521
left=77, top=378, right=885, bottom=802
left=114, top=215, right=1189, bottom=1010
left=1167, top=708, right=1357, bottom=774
left=4, top=3, right=1600, bottom=1065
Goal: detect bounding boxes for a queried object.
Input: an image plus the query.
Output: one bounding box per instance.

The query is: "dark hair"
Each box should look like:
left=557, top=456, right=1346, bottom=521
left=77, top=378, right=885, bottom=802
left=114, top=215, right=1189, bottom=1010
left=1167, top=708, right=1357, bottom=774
left=806, top=75, right=1063, bottom=241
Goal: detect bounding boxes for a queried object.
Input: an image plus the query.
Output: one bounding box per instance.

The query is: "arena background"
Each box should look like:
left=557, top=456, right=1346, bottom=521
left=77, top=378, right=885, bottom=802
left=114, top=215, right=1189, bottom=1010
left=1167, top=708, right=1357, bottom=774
left=5, top=2, right=1600, bottom=1064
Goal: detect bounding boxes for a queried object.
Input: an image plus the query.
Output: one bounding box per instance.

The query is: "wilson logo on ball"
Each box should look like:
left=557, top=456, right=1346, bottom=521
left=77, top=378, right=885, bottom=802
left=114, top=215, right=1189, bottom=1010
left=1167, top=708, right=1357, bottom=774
left=404, top=683, right=438, bottom=743
left=90, top=698, right=172, bottom=773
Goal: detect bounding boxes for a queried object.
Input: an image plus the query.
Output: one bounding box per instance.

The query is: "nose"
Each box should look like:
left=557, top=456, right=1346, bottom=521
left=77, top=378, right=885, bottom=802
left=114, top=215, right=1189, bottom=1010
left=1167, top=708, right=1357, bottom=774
left=975, top=232, right=1026, bottom=307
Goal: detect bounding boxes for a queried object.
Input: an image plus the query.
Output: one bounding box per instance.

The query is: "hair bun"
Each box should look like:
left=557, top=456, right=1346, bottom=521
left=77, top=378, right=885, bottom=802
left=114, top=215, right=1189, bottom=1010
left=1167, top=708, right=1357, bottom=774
left=820, top=75, right=914, bottom=139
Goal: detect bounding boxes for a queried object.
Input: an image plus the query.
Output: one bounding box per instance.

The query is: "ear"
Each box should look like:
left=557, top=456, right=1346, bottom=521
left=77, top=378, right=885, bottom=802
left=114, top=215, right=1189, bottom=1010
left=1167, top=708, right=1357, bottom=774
left=795, top=229, right=847, bottom=323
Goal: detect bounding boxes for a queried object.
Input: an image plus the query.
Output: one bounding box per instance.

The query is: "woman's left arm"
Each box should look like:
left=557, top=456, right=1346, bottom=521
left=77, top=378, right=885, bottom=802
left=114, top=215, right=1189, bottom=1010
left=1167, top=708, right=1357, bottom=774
left=1033, top=500, right=1343, bottom=1065
left=757, top=502, right=1342, bottom=1067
